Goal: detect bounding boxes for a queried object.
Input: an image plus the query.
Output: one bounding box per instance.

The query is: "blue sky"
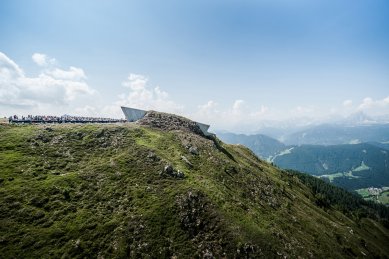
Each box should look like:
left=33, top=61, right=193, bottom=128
left=1, top=0, right=388, bottom=131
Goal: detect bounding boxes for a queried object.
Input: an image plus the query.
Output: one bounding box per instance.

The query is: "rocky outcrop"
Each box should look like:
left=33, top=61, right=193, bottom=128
left=176, top=190, right=226, bottom=257
left=160, top=164, right=185, bottom=179
left=188, top=146, right=199, bottom=155
left=137, top=111, right=205, bottom=136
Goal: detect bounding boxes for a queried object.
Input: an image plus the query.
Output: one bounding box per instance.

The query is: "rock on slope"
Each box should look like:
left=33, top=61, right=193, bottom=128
left=0, top=113, right=388, bottom=258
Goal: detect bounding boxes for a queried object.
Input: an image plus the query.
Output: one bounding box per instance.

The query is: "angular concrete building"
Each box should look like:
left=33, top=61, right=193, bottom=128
left=196, top=122, right=211, bottom=136
left=120, top=106, right=147, bottom=122
left=121, top=106, right=211, bottom=136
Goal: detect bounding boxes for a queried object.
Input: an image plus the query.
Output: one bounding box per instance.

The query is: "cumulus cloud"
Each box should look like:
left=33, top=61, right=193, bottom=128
left=251, top=105, right=269, bottom=117
left=0, top=51, right=94, bottom=108
left=356, top=96, right=389, bottom=115
left=46, top=67, right=87, bottom=80
left=121, top=73, right=181, bottom=112
left=197, top=100, right=218, bottom=116
left=358, top=97, right=374, bottom=110
left=333, top=97, right=389, bottom=119
left=232, top=99, right=246, bottom=115
left=343, top=99, right=353, bottom=107
left=103, top=73, right=183, bottom=118
left=32, top=53, right=56, bottom=66
left=0, top=52, right=23, bottom=79
left=103, top=75, right=272, bottom=129
left=193, top=99, right=270, bottom=130
left=123, top=73, right=148, bottom=90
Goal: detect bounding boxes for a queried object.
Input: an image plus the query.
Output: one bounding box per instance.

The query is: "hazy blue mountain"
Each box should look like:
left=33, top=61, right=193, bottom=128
left=272, top=143, right=389, bottom=190
left=217, top=132, right=286, bottom=159
left=282, top=124, right=389, bottom=145
left=368, top=142, right=389, bottom=151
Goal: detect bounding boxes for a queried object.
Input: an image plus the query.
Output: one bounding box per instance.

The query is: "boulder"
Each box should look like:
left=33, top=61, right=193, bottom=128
left=147, top=151, right=159, bottom=161
left=161, top=164, right=185, bottom=179
left=164, top=165, right=174, bottom=174
left=181, top=156, right=193, bottom=168
left=189, top=146, right=199, bottom=155
left=176, top=170, right=185, bottom=178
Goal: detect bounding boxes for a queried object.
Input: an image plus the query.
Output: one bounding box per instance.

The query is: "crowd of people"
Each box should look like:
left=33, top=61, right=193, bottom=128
left=9, top=115, right=126, bottom=124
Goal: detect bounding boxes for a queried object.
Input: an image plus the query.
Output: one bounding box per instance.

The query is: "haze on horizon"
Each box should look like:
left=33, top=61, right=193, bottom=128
left=1, top=0, right=388, bottom=132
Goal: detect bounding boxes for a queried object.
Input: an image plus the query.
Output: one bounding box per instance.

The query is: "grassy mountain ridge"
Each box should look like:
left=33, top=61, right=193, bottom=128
left=1, top=119, right=389, bottom=257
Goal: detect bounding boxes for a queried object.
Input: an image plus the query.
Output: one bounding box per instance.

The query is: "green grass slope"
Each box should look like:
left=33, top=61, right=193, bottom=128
left=0, top=121, right=389, bottom=258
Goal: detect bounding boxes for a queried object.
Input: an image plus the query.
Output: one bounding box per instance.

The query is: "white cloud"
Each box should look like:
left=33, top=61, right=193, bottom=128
left=330, top=96, right=389, bottom=119
left=103, top=73, right=183, bottom=118
left=120, top=74, right=182, bottom=112
left=192, top=99, right=270, bottom=131
left=123, top=73, right=148, bottom=90
left=194, top=97, right=389, bottom=131
left=358, top=97, right=374, bottom=110
left=194, top=100, right=220, bottom=122
left=105, top=76, right=272, bottom=128
left=32, top=53, right=56, bottom=66
left=0, top=52, right=24, bottom=78
left=343, top=99, right=353, bottom=107
left=197, top=100, right=218, bottom=116
left=5, top=53, right=388, bottom=131
left=232, top=99, right=246, bottom=115
left=251, top=105, right=269, bottom=117
left=0, top=51, right=94, bottom=108
left=354, top=96, right=389, bottom=115
left=46, top=67, right=86, bottom=80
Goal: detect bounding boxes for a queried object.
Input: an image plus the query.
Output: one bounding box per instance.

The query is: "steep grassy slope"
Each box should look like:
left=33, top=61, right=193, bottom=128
left=212, top=132, right=389, bottom=205
left=217, top=132, right=286, bottom=159
left=1, top=121, right=389, bottom=258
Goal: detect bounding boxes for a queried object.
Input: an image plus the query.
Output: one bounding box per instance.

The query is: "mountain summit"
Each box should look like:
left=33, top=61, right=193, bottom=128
left=1, top=113, right=389, bottom=258
left=136, top=110, right=207, bottom=136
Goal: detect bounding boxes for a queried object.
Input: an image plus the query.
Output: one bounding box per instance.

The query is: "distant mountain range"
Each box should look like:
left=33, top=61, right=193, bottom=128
left=244, top=112, right=389, bottom=143
left=281, top=124, right=389, bottom=146
left=218, top=122, right=389, bottom=204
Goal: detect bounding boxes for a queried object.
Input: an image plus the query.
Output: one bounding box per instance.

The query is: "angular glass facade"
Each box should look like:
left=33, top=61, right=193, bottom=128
left=120, top=107, right=147, bottom=122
